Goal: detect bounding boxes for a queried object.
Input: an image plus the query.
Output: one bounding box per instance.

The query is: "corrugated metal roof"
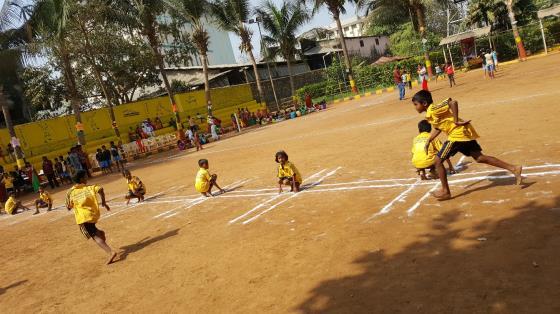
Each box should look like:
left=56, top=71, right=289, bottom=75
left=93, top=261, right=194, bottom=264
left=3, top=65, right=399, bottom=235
left=439, top=26, right=492, bottom=45
left=538, top=5, right=560, bottom=18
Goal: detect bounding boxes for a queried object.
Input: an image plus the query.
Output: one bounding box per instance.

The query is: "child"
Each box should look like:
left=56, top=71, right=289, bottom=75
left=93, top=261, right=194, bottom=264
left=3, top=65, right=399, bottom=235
left=412, top=90, right=522, bottom=200
left=95, top=148, right=107, bottom=173
left=412, top=120, right=456, bottom=180
left=193, top=131, right=203, bottom=151
left=445, top=62, right=456, bottom=87
left=102, top=145, right=113, bottom=173
left=4, top=172, right=14, bottom=194
left=195, top=159, right=224, bottom=197
left=406, top=71, right=412, bottom=89
left=65, top=170, right=117, bottom=265
left=34, top=187, right=53, bottom=214
left=275, top=151, right=302, bottom=193
left=4, top=192, right=31, bottom=215
left=435, top=64, right=442, bottom=82
left=110, top=141, right=124, bottom=172
left=124, top=170, right=146, bottom=205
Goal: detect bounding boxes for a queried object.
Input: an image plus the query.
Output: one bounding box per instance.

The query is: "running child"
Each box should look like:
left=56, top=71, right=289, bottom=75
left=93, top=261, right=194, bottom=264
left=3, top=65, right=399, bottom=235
left=3, top=192, right=31, bottom=215
left=34, top=187, right=53, bottom=214
left=275, top=151, right=302, bottom=193
left=124, top=169, right=145, bottom=205
left=195, top=159, right=224, bottom=197
left=66, top=170, right=117, bottom=264
left=412, top=90, right=522, bottom=200
left=412, top=120, right=456, bottom=180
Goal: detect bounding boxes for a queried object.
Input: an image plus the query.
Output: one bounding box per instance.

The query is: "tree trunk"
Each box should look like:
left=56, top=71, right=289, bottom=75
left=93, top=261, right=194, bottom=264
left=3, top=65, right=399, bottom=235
left=246, top=45, right=265, bottom=105
left=506, top=2, right=527, bottom=60
left=0, top=90, right=24, bottom=164
left=201, top=52, right=212, bottom=117
left=333, top=12, right=357, bottom=93
left=414, top=4, right=433, bottom=77
left=79, top=23, right=120, bottom=138
left=145, top=20, right=183, bottom=134
left=286, top=57, right=295, bottom=97
left=60, top=42, right=86, bottom=145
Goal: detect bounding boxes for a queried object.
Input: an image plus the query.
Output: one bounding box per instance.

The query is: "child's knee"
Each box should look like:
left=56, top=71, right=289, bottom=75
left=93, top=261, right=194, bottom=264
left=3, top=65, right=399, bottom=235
left=434, top=156, right=444, bottom=166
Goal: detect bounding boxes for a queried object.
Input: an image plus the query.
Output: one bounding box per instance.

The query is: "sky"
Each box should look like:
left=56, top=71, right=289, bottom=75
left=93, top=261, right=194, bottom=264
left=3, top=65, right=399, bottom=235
left=229, top=0, right=360, bottom=63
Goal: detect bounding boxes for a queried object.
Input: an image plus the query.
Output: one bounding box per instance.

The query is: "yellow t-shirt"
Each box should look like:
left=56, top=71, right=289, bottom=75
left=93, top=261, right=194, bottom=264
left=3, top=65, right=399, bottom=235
left=5, top=196, right=16, bottom=215
left=426, top=99, right=479, bottom=142
left=195, top=168, right=212, bottom=193
left=39, top=191, right=52, bottom=203
left=411, top=132, right=443, bottom=169
left=278, top=161, right=303, bottom=184
left=66, top=184, right=101, bottom=224
left=127, top=176, right=145, bottom=192
left=4, top=176, right=13, bottom=189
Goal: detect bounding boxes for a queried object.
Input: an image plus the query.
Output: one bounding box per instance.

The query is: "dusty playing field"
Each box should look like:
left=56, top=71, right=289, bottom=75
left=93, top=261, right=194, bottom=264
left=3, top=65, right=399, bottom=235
left=1, top=54, right=560, bottom=313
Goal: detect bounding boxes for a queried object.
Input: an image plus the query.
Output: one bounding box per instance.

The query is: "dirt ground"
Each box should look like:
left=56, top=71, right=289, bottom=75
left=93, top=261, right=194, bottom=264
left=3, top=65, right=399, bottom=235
left=1, top=54, right=560, bottom=314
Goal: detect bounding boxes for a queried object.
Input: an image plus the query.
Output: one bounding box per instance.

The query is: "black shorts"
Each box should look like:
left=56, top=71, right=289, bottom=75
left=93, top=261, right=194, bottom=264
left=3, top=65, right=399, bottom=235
left=438, top=140, right=482, bottom=160
left=79, top=223, right=98, bottom=239
left=127, top=189, right=146, bottom=197
left=37, top=200, right=48, bottom=207
left=279, top=176, right=293, bottom=183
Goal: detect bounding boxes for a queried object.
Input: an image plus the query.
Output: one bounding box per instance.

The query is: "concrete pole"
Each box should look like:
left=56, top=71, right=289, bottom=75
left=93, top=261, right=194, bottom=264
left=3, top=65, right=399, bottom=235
left=539, top=19, right=548, bottom=54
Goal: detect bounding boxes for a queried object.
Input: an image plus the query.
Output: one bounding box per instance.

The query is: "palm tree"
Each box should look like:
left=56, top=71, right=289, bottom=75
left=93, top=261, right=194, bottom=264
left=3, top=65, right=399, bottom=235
left=505, top=0, right=526, bottom=60
left=305, top=0, right=358, bottom=93
left=165, top=0, right=214, bottom=116
left=122, top=0, right=184, bottom=131
left=256, top=0, right=309, bottom=97
left=467, top=0, right=509, bottom=29
left=211, top=0, right=266, bottom=104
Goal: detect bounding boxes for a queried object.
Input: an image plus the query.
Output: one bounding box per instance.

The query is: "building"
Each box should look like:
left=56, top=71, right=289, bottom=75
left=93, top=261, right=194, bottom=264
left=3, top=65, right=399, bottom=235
left=301, top=36, right=390, bottom=70
left=159, top=16, right=237, bottom=67
left=328, top=16, right=368, bottom=38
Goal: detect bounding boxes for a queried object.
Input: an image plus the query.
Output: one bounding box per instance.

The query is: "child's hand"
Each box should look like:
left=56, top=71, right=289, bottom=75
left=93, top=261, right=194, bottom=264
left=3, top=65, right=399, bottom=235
left=102, top=202, right=111, bottom=211
left=455, top=120, right=471, bottom=126
left=424, top=142, right=430, bottom=154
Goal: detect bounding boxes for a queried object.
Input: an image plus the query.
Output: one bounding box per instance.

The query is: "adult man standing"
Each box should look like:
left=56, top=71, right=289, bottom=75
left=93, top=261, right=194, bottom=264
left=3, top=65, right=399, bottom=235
left=394, top=66, right=405, bottom=100
left=42, top=156, right=59, bottom=189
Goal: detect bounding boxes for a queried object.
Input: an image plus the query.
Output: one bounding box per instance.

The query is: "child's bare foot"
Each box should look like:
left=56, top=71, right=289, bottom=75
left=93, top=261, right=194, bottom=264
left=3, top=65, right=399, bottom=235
left=33, top=211, right=39, bottom=215
left=420, top=175, right=429, bottom=180
left=106, top=251, right=117, bottom=265
left=431, top=190, right=452, bottom=200
left=513, top=166, right=523, bottom=185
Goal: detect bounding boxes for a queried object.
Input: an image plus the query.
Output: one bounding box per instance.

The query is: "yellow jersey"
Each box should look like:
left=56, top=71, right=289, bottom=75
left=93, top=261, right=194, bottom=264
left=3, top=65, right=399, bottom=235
left=411, top=132, right=443, bottom=169
left=39, top=191, right=52, bottom=203
left=66, top=184, right=101, bottom=225
left=127, top=176, right=145, bottom=192
left=426, top=99, right=479, bottom=142
left=195, top=168, right=212, bottom=193
left=278, top=161, right=302, bottom=184
left=5, top=196, right=17, bottom=215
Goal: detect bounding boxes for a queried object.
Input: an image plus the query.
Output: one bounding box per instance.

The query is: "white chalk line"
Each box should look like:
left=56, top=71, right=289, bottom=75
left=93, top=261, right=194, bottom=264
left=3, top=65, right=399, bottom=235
left=228, top=169, right=327, bottom=224
left=364, top=179, right=422, bottom=222
left=154, top=179, right=251, bottom=219
left=240, top=167, right=342, bottom=225
left=101, top=192, right=165, bottom=220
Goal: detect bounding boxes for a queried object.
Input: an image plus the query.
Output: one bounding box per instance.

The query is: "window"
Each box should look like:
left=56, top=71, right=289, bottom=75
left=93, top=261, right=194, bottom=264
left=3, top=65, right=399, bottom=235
left=344, top=27, right=350, bottom=32
left=359, top=40, right=364, bottom=47
left=375, top=38, right=379, bottom=45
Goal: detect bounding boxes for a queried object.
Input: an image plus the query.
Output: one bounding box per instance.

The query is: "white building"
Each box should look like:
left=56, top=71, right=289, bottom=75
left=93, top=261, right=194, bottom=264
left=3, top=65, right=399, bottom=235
left=329, top=16, right=368, bottom=38
left=159, top=16, right=237, bottom=67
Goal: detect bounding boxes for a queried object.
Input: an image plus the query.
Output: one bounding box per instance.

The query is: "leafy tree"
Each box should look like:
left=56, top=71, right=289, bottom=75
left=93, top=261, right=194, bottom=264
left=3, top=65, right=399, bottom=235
left=20, top=65, right=65, bottom=114
left=256, top=0, right=309, bottom=96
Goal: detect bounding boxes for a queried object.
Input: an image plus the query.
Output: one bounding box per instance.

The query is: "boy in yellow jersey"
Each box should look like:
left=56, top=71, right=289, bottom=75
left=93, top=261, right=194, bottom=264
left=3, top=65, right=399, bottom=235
left=275, top=151, right=302, bottom=193
left=195, top=159, right=224, bottom=197
left=412, top=90, right=522, bottom=200
left=123, top=169, right=145, bottom=205
left=34, top=187, right=53, bottom=214
left=412, top=120, right=456, bottom=180
left=3, top=192, right=31, bottom=215
left=66, top=170, right=117, bottom=264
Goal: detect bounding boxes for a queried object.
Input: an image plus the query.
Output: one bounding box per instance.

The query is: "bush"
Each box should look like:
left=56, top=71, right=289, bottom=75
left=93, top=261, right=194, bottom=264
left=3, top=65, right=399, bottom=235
left=295, top=81, right=329, bottom=101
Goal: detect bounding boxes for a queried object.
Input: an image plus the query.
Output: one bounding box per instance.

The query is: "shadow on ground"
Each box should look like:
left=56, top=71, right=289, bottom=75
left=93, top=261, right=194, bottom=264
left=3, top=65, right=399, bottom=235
left=118, top=229, right=181, bottom=262
left=296, top=196, right=560, bottom=313
left=0, top=280, right=28, bottom=296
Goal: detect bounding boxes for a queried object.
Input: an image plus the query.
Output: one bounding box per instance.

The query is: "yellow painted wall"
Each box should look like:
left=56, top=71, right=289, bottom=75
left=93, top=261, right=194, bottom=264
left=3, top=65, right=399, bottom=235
left=0, top=84, right=261, bottom=165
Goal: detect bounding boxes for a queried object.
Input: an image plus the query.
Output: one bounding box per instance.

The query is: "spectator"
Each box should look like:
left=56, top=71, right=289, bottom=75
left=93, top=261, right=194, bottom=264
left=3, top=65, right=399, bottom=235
left=196, top=112, right=204, bottom=123
left=394, top=65, right=405, bottom=100
left=76, top=145, right=92, bottom=177
left=128, top=127, right=137, bottom=143
left=101, top=145, right=113, bottom=173
left=188, top=116, right=197, bottom=132
left=96, top=148, right=107, bottom=174
left=154, top=117, right=164, bottom=130
left=7, top=143, right=15, bottom=162
left=231, top=114, right=238, bottom=132
left=110, top=141, right=124, bottom=172
left=169, top=117, right=177, bottom=130
left=68, top=147, right=83, bottom=172
left=42, top=156, right=59, bottom=189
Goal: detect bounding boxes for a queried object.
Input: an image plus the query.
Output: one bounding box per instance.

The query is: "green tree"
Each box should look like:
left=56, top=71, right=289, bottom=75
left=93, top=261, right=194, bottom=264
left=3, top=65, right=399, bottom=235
left=256, top=0, right=309, bottom=96
left=165, top=0, right=214, bottom=116
left=211, top=0, right=266, bottom=103
left=304, top=0, right=359, bottom=92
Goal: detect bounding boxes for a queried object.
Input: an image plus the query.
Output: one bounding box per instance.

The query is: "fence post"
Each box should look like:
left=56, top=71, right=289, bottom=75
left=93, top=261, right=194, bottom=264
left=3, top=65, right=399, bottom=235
left=539, top=19, right=548, bottom=55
